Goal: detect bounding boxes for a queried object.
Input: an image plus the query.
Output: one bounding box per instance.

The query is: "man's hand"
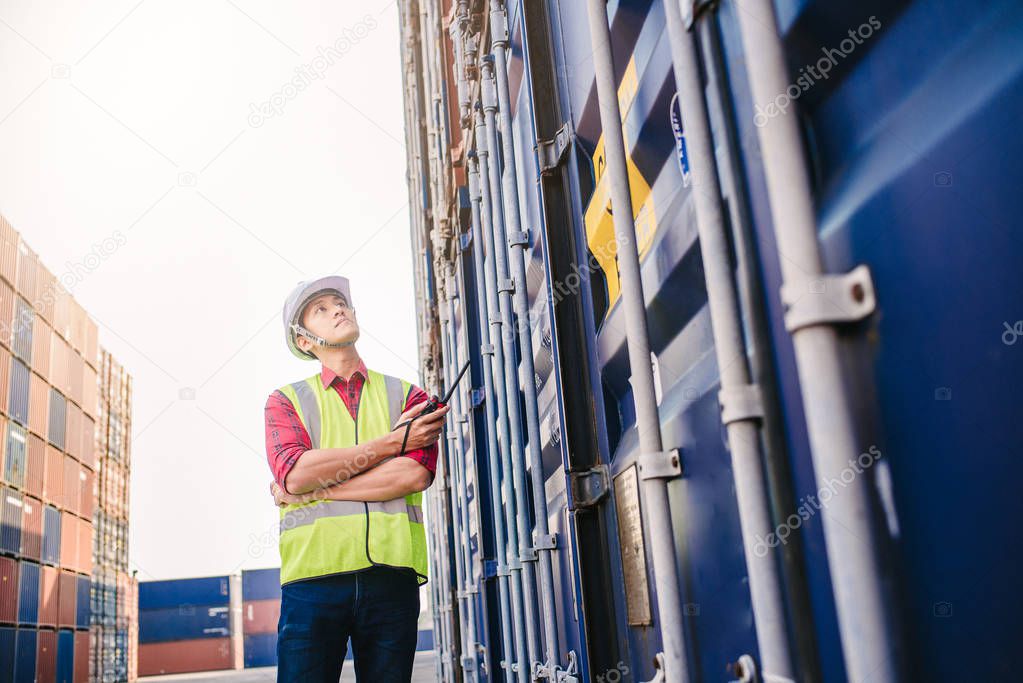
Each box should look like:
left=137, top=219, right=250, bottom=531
left=392, top=403, right=450, bottom=452
left=272, top=481, right=310, bottom=507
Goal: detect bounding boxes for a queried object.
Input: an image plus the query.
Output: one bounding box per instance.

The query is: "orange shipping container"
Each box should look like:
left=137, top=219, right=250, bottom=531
left=37, top=628, right=57, bottom=682
left=79, top=465, right=94, bottom=519
left=15, top=241, right=37, bottom=303
left=43, top=445, right=62, bottom=507
left=60, top=511, right=78, bottom=571
left=84, top=319, right=98, bottom=371
left=80, top=415, right=95, bottom=470
left=35, top=265, right=56, bottom=324
left=69, top=352, right=84, bottom=406
left=31, top=317, right=51, bottom=380
left=49, top=331, right=68, bottom=395
left=63, top=454, right=79, bottom=515
left=77, top=519, right=93, bottom=575
left=25, top=433, right=44, bottom=497
left=39, top=564, right=59, bottom=625
left=29, top=371, right=48, bottom=437
left=0, top=216, right=17, bottom=287
left=65, top=402, right=81, bottom=461
left=82, top=364, right=97, bottom=420
left=21, top=495, right=42, bottom=561
left=57, top=568, right=76, bottom=627
left=138, top=638, right=236, bottom=677
left=0, top=346, right=9, bottom=414
left=53, top=285, right=70, bottom=344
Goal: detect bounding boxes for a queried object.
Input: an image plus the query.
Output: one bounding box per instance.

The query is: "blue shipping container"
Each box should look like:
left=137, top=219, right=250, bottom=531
left=56, top=628, right=73, bottom=683
left=243, top=632, right=277, bottom=669
left=14, top=627, right=36, bottom=683
left=241, top=567, right=280, bottom=602
left=139, top=605, right=230, bottom=643
left=0, top=626, right=13, bottom=678
left=41, top=505, right=59, bottom=565
left=1, top=487, right=23, bottom=555
left=16, top=561, right=38, bottom=625
left=139, top=575, right=230, bottom=611
left=47, top=389, right=65, bottom=450
left=11, top=299, right=32, bottom=363
left=416, top=629, right=433, bottom=652
left=75, top=574, right=89, bottom=629
left=7, top=358, right=28, bottom=427
left=3, top=422, right=26, bottom=488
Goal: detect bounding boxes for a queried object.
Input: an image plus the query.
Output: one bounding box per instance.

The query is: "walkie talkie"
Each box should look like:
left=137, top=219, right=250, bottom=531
left=395, top=359, right=471, bottom=454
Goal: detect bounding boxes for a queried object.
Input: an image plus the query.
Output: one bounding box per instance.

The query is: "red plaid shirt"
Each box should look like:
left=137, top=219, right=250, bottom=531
left=265, top=360, right=437, bottom=492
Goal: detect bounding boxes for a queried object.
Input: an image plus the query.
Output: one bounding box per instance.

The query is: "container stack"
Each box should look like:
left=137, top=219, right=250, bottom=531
left=137, top=575, right=242, bottom=676
left=240, top=567, right=280, bottom=669
left=0, top=217, right=98, bottom=682
left=90, top=349, right=135, bottom=683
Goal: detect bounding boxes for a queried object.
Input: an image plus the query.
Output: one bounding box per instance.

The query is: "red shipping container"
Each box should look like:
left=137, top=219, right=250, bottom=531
left=138, top=637, right=235, bottom=677
left=16, top=241, right=37, bottom=303
left=29, top=371, right=48, bottom=438
left=39, top=564, right=58, bottom=626
left=62, top=455, right=78, bottom=515
left=84, top=320, right=98, bottom=373
left=0, top=555, right=16, bottom=622
left=20, top=495, right=42, bottom=560
left=69, top=353, right=84, bottom=407
left=37, top=627, right=57, bottom=683
left=82, top=365, right=97, bottom=421
left=78, top=466, right=93, bottom=519
left=243, top=598, right=281, bottom=634
left=0, top=279, right=14, bottom=349
left=59, top=512, right=77, bottom=571
left=32, top=318, right=51, bottom=380
left=43, top=445, right=62, bottom=508
left=25, top=433, right=44, bottom=497
left=57, top=569, right=75, bottom=627
left=79, top=415, right=95, bottom=470
left=73, top=630, right=89, bottom=683
left=35, top=265, right=56, bottom=324
left=77, top=519, right=92, bottom=575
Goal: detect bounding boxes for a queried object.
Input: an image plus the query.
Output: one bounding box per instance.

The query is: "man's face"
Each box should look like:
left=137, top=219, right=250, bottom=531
left=297, top=292, right=360, bottom=354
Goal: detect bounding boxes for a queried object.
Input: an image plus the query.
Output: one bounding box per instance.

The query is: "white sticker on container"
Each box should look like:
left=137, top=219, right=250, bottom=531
left=7, top=496, right=23, bottom=507
left=11, top=430, right=25, bottom=443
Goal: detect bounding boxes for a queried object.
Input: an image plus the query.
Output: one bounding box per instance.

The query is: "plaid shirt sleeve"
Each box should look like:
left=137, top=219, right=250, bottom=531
left=399, top=384, right=438, bottom=483
left=264, top=390, right=311, bottom=493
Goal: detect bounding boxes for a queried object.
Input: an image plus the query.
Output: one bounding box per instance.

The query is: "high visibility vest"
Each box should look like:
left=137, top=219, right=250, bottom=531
left=276, top=369, right=428, bottom=586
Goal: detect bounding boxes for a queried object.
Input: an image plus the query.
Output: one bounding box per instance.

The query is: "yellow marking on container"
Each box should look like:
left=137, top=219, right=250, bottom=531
left=584, top=56, right=658, bottom=317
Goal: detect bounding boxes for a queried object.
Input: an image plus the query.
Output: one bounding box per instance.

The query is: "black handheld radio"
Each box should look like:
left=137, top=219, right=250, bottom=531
left=395, top=359, right=471, bottom=453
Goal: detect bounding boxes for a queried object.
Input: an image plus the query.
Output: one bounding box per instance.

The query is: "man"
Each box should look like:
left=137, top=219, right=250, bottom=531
left=264, top=275, right=450, bottom=682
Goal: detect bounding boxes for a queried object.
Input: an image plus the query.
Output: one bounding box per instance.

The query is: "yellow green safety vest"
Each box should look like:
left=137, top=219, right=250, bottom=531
left=276, top=369, right=428, bottom=586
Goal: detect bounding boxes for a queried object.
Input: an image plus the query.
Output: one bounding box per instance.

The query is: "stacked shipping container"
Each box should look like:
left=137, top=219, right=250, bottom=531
left=137, top=575, right=242, bottom=676
left=90, top=349, right=135, bottom=683
left=0, top=216, right=98, bottom=682
left=240, top=567, right=280, bottom=669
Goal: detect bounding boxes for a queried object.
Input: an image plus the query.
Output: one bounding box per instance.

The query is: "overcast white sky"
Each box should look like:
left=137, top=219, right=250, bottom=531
left=0, top=0, right=421, bottom=580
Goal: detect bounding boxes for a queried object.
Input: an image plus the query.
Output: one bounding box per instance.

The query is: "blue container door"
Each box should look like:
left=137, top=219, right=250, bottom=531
left=11, top=299, right=32, bottom=363
left=56, top=628, right=73, bottom=683
left=14, top=628, right=37, bottom=683
left=241, top=568, right=280, bottom=602
left=7, top=359, right=29, bottom=428
left=1, top=487, right=23, bottom=555
left=41, top=505, right=60, bottom=565
left=138, top=605, right=231, bottom=643
left=243, top=633, right=277, bottom=668
left=138, top=575, right=230, bottom=611
left=0, top=626, right=14, bottom=678
left=16, top=561, right=39, bottom=625
left=75, top=575, right=90, bottom=629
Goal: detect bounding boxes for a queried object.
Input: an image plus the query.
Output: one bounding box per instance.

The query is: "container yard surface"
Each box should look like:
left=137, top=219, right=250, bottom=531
left=138, top=649, right=439, bottom=683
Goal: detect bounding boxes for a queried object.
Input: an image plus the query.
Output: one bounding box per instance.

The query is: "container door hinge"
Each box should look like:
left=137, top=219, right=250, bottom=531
left=508, top=230, right=530, bottom=247
left=569, top=464, right=610, bottom=509
left=718, top=385, right=764, bottom=426
left=536, top=122, right=573, bottom=175
left=481, top=343, right=495, bottom=357
left=638, top=449, right=682, bottom=481
left=780, top=264, right=876, bottom=333
left=461, top=654, right=477, bottom=673
left=535, top=650, right=580, bottom=682
left=498, top=278, right=516, bottom=294
left=641, top=652, right=666, bottom=683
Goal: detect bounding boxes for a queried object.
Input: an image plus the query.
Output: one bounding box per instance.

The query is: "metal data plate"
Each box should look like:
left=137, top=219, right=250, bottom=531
left=614, top=465, right=651, bottom=625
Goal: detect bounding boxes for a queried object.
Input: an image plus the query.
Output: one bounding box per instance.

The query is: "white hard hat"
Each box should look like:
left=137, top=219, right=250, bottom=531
left=282, top=276, right=353, bottom=360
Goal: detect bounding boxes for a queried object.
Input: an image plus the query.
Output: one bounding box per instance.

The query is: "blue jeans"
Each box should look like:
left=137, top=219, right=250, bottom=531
left=277, top=566, right=421, bottom=682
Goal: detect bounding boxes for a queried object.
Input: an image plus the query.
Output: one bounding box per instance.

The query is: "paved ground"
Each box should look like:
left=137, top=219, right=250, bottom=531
left=139, top=650, right=438, bottom=682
